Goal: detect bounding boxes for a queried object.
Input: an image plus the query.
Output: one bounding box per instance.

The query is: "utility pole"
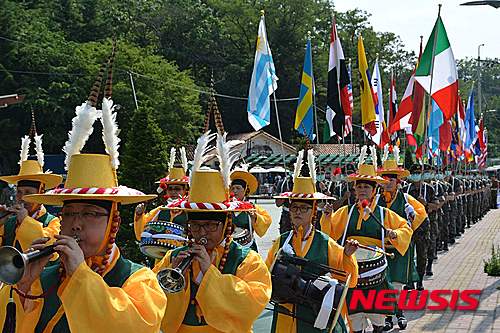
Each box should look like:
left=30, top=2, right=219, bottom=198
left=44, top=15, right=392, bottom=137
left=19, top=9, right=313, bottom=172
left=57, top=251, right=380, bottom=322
left=477, top=43, right=485, bottom=115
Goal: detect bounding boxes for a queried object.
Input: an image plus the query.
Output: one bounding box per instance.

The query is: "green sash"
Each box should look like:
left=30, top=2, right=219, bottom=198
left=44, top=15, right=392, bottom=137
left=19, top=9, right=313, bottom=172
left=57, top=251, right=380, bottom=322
left=379, top=192, right=419, bottom=284
left=170, top=241, right=250, bottom=326
left=157, top=208, right=188, bottom=227
left=34, top=255, right=142, bottom=333
left=343, top=205, right=395, bottom=315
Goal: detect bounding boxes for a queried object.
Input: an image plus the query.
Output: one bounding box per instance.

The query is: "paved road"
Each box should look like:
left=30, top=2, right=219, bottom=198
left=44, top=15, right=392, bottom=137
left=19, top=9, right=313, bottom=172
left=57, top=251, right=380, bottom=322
left=250, top=199, right=500, bottom=333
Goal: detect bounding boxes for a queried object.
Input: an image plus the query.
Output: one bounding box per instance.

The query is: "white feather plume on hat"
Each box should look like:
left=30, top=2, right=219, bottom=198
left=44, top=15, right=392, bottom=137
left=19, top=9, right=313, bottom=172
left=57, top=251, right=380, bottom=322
left=19, top=135, right=30, bottom=165
left=216, top=132, right=243, bottom=190
left=358, top=145, right=368, bottom=169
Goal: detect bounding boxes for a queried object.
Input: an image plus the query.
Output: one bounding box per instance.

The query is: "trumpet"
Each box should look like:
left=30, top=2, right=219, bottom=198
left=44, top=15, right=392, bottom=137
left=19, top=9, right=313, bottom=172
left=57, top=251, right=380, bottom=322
left=0, top=235, right=80, bottom=285
left=157, top=237, right=208, bottom=293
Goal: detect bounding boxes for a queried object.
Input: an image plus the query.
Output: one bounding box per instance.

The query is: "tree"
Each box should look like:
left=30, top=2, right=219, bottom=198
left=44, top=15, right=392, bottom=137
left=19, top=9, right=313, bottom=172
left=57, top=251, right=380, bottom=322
left=118, top=105, right=168, bottom=262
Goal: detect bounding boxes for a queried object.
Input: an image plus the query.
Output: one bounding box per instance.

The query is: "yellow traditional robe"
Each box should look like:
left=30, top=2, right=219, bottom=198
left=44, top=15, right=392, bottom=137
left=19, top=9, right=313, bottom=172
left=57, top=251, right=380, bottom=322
left=13, top=247, right=166, bottom=332
left=320, top=201, right=413, bottom=255
left=0, top=205, right=61, bottom=329
left=265, top=227, right=359, bottom=332
left=253, top=204, right=272, bottom=237
left=0, top=205, right=60, bottom=250
left=153, top=241, right=272, bottom=333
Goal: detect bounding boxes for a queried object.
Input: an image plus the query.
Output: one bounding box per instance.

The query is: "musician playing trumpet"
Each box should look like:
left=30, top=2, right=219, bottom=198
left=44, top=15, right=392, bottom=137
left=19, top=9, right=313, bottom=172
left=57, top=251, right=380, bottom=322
left=320, top=146, right=412, bottom=333
left=0, top=63, right=168, bottom=332
left=153, top=132, right=271, bottom=333
left=0, top=135, right=62, bottom=251
left=266, top=149, right=359, bottom=333
left=0, top=135, right=63, bottom=329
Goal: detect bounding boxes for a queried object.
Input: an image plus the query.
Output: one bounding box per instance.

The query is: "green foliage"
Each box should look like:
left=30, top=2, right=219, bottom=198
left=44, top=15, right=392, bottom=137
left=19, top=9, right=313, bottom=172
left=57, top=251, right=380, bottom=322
left=118, top=106, right=169, bottom=261
left=484, top=245, right=500, bottom=276
left=457, top=57, right=500, bottom=159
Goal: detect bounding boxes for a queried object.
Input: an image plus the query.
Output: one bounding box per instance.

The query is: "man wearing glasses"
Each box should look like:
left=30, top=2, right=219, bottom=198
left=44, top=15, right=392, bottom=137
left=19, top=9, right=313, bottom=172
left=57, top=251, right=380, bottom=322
left=266, top=149, right=359, bottom=333
left=153, top=132, right=271, bottom=333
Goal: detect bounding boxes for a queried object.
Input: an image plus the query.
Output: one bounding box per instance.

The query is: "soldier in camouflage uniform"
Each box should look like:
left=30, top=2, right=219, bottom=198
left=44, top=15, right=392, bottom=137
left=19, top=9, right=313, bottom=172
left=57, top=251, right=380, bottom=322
left=425, top=173, right=441, bottom=276
left=432, top=176, right=448, bottom=251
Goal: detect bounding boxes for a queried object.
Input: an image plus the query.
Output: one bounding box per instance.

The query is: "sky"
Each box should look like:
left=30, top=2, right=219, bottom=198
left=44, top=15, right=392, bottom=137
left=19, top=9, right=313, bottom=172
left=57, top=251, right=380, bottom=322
left=334, top=0, right=499, bottom=60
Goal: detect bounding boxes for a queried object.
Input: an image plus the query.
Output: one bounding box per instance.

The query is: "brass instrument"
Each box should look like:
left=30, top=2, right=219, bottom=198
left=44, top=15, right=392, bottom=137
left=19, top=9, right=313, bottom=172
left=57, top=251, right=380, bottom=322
left=0, top=235, right=80, bottom=285
left=157, top=237, right=208, bottom=293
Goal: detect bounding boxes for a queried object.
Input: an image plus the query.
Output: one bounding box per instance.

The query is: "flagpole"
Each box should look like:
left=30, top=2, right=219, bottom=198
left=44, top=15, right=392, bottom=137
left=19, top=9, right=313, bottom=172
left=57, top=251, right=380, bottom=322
left=257, top=10, right=287, bottom=170
left=423, top=4, right=442, bottom=164
left=309, top=31, right=320, bottom=146
left=331, top=16, right=347, bottom=172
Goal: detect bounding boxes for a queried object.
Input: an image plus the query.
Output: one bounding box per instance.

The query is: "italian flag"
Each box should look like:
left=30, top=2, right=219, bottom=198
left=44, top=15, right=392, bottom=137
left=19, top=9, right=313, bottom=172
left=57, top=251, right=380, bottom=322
left=415, top=16, right=458, bottom=121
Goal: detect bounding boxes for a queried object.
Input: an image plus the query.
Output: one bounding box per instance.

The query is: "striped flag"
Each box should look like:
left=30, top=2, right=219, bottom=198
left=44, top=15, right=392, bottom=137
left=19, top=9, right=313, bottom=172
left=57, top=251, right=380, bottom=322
left=326, top=18, right=352, bottom=138
left=415, top=15, right=458, bottom=121
left=247, top=14, right=278, bottom=131
left=464, top=88, right=476, bottom=153
left=345, top=61, right=354, bottom=137
left=294, top=37, right=315, bottom=140
left=370, top=59, right=390, bottom=147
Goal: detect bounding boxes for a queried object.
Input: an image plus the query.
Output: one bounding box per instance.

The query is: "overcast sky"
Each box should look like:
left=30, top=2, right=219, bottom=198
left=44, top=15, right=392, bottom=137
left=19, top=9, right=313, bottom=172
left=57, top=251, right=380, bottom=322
left=334, top=0, right=499, bottom=60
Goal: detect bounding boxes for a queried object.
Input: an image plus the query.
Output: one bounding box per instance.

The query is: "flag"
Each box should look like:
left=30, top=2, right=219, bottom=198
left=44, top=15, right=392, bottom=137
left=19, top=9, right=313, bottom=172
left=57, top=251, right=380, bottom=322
left=464, top=88, right=476, bottom=152
left=439, top=119, right=452, bottom=152
left=477, top=115, right=486, bottom=150
left=412, top=85, right=426, bottom=146
left=370, top=59, right=390, bottom=147
left=345, top=61, right=354, bottom=137
left=295, top=38, right=315, bottom=139
left=388, top=72, right=398, bottom=133
left=392, top=74, right=414, bottom=135
left=415, top=15, right=458, bottom=121
left=477, top=120, right=487, bottom=168
left=358, top=35, right=377, bottom=136
left=325, top=19, right=351, bottom=138
left=428, top=99, right=444, bottom=156
left=457, top=97, right=467, bottom=154
left=247, top=15, right=278, bottom=131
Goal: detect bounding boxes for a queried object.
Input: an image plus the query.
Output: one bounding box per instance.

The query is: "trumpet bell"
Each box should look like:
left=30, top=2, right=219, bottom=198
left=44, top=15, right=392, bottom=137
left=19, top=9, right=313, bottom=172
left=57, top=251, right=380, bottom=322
left=0, top=246, right=26, bottom=285
left=157, top=267, right=186, bottom=294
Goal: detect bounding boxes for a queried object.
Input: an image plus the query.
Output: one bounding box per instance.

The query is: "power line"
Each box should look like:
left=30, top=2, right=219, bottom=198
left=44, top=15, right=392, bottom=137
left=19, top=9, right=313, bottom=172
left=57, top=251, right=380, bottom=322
left=0, top=67, right=299, bottom=103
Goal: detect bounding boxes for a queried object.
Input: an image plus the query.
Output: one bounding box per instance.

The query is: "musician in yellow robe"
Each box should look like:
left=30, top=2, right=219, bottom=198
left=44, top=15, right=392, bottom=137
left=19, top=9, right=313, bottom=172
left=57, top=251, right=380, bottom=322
left=2, top=66, right=167, bottom=333
left=230, top=167, right=272, bottom=251
left=0, top=135, right=62, bottom=329
left=134, top=147, right=190, bottom=242
left=0, top=137, right=62, bottom=251
left=153, top=132, right=272, bottom=333
left=320, top=146, right=412, bottom=333
left=266, top=149, right=359, bottom=333
left=376, top=150, right=427, bottom=331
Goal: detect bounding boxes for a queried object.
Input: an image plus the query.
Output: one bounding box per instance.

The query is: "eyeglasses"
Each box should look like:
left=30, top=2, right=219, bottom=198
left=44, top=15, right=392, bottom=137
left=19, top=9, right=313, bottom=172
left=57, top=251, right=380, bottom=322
left=188, top=222, right=222, bottom=232
left=289, top=206, right=312, bottom=214
left=61, top=211, right=109, bottom=222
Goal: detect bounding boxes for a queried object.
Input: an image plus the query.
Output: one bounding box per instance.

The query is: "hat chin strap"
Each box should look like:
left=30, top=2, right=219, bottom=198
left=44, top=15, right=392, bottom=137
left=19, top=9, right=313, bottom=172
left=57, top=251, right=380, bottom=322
left=88, top=201, right=120, bottom=275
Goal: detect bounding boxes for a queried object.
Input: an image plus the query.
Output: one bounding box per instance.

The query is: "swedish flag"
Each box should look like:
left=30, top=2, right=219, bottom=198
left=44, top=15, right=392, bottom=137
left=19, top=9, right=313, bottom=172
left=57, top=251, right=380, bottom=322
left=294, top=38, right=315, bottom=140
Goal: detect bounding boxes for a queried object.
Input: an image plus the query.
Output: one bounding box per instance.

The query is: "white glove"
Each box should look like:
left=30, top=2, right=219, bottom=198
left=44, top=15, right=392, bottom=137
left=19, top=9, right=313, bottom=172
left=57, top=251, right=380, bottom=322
left=405, top=203, right=416, bottom=221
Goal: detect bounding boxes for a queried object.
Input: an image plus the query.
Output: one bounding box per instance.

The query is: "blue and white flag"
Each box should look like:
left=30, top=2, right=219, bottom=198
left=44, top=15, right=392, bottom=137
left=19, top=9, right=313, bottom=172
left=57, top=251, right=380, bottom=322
left=464, top=88, right=477, bottom=151
left=247, top=15, right=278, bottom=131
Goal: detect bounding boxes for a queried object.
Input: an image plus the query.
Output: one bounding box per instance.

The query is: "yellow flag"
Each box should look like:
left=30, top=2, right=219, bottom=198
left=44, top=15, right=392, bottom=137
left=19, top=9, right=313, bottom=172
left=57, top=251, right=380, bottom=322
left=357, top=35, right=377, bottom=135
